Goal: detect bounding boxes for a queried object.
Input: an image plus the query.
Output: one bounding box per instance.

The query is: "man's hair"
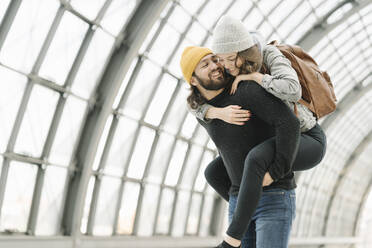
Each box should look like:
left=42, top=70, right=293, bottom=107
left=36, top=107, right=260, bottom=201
left=187, top=72, right=207, bottom=109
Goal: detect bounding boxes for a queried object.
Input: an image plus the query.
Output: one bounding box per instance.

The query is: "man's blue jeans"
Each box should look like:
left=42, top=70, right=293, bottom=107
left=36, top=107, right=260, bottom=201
left=228, top=188, right=296, bottom=248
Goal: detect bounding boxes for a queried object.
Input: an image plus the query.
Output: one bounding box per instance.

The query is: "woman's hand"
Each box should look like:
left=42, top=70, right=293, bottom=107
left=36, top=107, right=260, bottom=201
left=230, top=72, right=264, bottom=95
left=207, top=105, right=251, bottom=125
left=262, top=172, right=274, bottom=186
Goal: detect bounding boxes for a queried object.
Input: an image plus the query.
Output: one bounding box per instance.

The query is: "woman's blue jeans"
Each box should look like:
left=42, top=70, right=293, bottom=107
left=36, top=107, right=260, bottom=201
left=228, top=188, right=296, bottom=248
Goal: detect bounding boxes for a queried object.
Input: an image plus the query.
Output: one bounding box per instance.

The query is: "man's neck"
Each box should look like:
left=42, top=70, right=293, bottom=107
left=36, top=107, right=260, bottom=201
left=199, top=87, right=225, bottom=101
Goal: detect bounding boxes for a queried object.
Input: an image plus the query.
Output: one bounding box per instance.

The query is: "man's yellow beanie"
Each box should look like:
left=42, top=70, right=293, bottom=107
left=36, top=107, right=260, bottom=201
left=180, top=46, right=212, bottom=84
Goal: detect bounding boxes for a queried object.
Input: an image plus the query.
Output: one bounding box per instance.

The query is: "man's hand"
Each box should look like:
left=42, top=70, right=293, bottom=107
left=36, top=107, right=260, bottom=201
left=262, top=172, right=274, bottom=186
left=215, top=105, right=251, bottom=125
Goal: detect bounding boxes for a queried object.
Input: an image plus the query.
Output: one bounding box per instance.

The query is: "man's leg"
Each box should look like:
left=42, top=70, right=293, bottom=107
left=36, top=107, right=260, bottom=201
left=255, top=188, right=296, bottom=248
left=227, top=127, right=325, bottom=239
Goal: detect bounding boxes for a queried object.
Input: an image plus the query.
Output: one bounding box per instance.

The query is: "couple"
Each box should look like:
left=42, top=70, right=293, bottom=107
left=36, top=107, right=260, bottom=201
left=180, top=16, right=327, bottom=248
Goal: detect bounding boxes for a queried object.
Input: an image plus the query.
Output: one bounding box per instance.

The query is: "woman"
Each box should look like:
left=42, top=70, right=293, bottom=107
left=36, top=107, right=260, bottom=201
left=188, top=16, right=327, bottom=248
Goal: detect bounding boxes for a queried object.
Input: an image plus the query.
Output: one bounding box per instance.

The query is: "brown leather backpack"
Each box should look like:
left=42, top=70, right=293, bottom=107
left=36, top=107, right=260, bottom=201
left=265, top=41, right=337, bottom=120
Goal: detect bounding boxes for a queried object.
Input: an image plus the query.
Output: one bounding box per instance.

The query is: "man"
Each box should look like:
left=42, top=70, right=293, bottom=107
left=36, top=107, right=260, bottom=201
left=180, top=46, right=300, bottom=248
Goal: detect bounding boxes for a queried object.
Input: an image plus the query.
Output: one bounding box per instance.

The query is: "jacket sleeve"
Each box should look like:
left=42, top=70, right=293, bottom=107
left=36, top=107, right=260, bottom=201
left=187, top=103, right=213, bottom=123
left=238, top=82, right=300, bottom=181
left=261, top=45, right=301, bottom=102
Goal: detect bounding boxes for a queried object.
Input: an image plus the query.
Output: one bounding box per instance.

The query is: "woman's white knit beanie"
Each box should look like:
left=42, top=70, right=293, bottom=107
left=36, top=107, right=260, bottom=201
left=211, top=15, right=255, bottom=54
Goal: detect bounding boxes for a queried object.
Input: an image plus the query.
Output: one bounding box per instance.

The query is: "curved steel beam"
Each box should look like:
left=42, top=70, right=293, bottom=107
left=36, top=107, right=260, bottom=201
left=61, top=0, right=169, bottom=236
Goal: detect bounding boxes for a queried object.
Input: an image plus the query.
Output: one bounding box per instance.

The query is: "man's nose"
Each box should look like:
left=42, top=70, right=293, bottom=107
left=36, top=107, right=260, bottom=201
left=210, top=61, right=218, bottom=70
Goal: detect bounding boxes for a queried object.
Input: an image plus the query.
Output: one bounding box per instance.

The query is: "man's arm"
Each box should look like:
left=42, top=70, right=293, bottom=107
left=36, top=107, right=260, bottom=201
left=237, top=81, right=300, bottom=181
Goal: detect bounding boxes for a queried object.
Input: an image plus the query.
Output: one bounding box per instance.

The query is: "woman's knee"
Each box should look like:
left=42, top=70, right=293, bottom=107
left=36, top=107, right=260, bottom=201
left=244, top=151, right=268, bottom=175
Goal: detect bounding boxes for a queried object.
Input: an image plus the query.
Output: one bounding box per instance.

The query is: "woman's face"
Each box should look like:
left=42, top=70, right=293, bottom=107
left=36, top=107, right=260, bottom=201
left=217, top=45, right=263, bottom=76
left=217, top=52, right=243, bottom=76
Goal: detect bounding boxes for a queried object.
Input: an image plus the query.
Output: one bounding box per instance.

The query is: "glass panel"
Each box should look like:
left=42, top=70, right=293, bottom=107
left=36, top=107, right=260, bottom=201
left=144, top=73, right=178, bottom=126
left=258, top=21, right=274, bottom=40
left=71, top=28, right=115, bottom=98
left=38, top=11, right=89, bottom=85
left=314, top=1, right=340, bottom=18
left=104, top=117, right=138, bottom=175
left=35, top=166, right=67, bottom=235
left=116, top=182, right=140, bottom=235
left=0, top=0, right=59, bottom=73
left=156, top=188, right=175, bottom=234
left=186, top=193, right=202, bottom=234
left=80, top=176, right=95, bottom=234
left=198, top=0, right=232, bottom=30
left=167, top=6, right=191, bottom=34
left=278, top=2, right=312, bottom=39
left=243, top=8, right=263, bottom=30
left=180, top=113, right=198, bottom=139
left=147, top=24, right=181, bottom=65
left=100, top=0, right=138, bottom=36
left=171, top=190, right=190, bottom=237
left=136, top=184, right=160, bottom=236
left=126, top=126, right=155, bottom=179
left=121, top=60, right=161, bottom=120
left=194, top=151, right=215, bottom=192
left=180, top=145, right=204, bottom=190
left=225, top=1, right=253, bottom=20
left=164, top=140, right=188, bottom=186
left=199, top=194, right=214, bottom=236
left=179, top=0, right=204, bottom=14
left=206, top=138, right=216, bottom=150
left=0, top=66, right=27, bottom=153
left=186, top=21, right=207, bottom=45
left=168, top=39, right=188, bottom=78
left=70, top=0, right=107, bottom=21
left=92, top=176, right=121, bottom=236
left=0, top=161, right=37, bottom=232
left=162, top=82, right=189, bottom=135
left=267, top=0, right=300, bottom=25
left=193, top=124, right=209, bottom=146
left=14, top=84, right=59, bottom=157
left=49, top=96, right=87, bottom=166
left=146, top=132, right=175, bottom=184
left=287, top=14, right=317, bottom=44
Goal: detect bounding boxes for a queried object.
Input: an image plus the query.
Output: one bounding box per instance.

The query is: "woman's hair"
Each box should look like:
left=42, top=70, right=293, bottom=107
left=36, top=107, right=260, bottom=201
left=236, top=44, right=264, bottom=74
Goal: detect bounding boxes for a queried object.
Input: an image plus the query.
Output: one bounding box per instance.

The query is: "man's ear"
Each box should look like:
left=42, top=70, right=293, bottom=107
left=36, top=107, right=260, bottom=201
left=190, top=75, right=198, bottom=87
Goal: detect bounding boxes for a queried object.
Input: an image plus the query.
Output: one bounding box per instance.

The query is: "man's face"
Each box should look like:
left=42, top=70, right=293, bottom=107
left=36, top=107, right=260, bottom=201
left=192, top=54, right=227, bottom=90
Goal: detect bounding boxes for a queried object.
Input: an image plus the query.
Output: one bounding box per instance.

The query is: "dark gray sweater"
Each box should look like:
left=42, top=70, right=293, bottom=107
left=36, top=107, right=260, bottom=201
left=197, top=81, right=300, bottom=195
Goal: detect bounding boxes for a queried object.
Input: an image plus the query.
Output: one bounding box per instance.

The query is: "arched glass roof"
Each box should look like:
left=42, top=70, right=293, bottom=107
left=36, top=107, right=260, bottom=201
left=0, top=0, right=371, bottom=247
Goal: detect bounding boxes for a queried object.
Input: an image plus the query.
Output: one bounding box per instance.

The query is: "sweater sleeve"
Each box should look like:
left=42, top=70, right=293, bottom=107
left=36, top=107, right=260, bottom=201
left=261, top=45, right=301, bottom=102
left=187, top=103, right=213, bottom=123
left=237, top=82, right=300, bottom=181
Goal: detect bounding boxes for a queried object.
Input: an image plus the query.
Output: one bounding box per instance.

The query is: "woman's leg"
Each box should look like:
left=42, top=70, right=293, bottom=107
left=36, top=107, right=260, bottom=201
left=292, top=123, right=327, bottom=171
left=204, top=156, right=231, bottom=202
left=229, top=194, right=256, bottom=248
left=206, top=124, right=326, bottom=204
left=226, top=125, right=326, bottom=240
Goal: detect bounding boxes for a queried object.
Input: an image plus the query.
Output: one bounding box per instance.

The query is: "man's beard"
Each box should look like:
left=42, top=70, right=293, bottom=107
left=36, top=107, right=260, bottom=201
left=194, top=68, right=229, bottom=91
